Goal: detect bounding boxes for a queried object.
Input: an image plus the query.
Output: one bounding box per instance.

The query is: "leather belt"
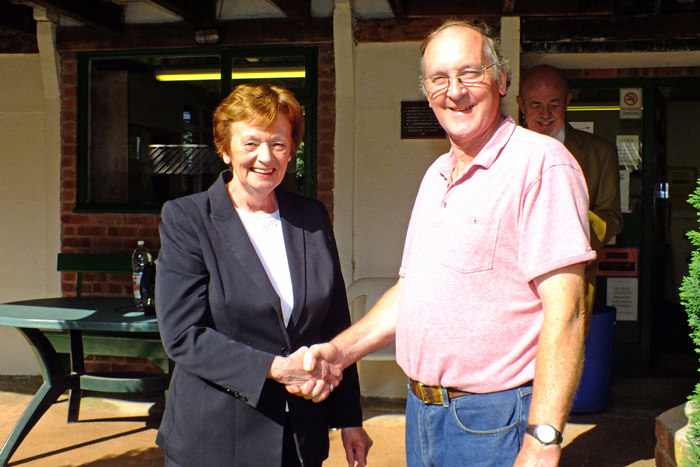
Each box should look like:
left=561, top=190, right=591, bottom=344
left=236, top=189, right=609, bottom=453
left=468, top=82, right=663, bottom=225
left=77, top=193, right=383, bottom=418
left=409, top=379, right=473, bottom=405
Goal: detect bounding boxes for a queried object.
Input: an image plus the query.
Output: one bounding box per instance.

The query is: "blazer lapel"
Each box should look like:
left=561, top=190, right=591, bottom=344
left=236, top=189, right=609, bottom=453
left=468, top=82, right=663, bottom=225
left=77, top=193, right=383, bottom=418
left=276, top=189, right=307, bottom=334
left=209, top=172, right=286, bottom=326
left=564, top=122, right=588, bottom=167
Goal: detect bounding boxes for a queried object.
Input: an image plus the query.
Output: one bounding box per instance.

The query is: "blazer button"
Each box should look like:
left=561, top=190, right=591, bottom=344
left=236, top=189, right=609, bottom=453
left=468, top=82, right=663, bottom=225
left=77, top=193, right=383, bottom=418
left=281, top=348, right=290, bottom=356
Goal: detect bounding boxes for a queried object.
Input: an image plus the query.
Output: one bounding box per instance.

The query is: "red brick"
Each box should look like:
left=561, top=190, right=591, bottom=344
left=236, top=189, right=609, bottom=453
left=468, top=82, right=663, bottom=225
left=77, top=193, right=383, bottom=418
left=62, top=164, right=76, bottom=176
left=76, top=225, right=107, bottom=236
left=97, top=214, right=125, bottom=225
left=85, top=272, right=107, bottom=282
left=123, top=215, right=156, bottom=226
left=61, top=121, right=77, bottom=134
left=61, top=109, right=77, bottom=122
left=61, top=271, right=77, bottom=282
left=63, top=237, right=92, bottom=248
left=92, top=237, right=125, bottom=251
left=62, top=192, right=76, bottom=205
left=61, top=59, right=77, bottom=74
left=317, top=155, right=334, bottom=168
left=62, top=214, right=91, bottom=224
left=138, top=227, right=160, bottom=239
left=62, top=73, right=77, bottom=87
left=107, top=226, right=138, bottom=237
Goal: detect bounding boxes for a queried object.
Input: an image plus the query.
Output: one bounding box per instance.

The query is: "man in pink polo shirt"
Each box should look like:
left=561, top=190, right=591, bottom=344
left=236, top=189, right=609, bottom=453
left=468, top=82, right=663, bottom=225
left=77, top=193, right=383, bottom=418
left=291, top=20, right=595, bottom=467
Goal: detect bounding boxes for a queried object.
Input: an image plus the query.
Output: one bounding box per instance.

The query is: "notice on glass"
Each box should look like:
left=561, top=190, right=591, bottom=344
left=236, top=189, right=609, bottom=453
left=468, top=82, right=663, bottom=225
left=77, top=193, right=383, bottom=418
left=606, top=277, right=639, bottom=321
left=620, top=169, right=631, bottom=213
left=616, top=135, right=641, bottom=171
left=620, top=88, right=642, bottom=119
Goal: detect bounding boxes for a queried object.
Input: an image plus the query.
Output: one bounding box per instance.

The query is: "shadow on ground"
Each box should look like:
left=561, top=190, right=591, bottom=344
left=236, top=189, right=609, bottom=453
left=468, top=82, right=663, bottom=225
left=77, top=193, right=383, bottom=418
left=64, top=448, right=164, bottom=467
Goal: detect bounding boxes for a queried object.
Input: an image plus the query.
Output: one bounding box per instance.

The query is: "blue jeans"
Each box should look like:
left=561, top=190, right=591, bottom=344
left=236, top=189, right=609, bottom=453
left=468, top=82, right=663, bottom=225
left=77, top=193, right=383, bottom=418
left=405, top=382, right=533, bottom=467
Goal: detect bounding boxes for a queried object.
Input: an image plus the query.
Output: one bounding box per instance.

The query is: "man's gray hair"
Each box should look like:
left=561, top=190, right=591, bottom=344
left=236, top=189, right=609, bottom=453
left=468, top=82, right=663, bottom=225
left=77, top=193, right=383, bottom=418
left=419, top=20, right=511, bottom=96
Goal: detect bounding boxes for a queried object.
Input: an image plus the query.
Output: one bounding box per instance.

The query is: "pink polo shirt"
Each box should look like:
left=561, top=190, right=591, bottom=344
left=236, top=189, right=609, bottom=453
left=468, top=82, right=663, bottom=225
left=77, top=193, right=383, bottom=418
left=396, top=116, right=595, bottom=393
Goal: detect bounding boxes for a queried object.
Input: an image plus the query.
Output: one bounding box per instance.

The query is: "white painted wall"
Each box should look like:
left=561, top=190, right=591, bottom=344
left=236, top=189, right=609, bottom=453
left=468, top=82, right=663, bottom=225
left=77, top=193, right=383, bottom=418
left=0, top=54, right=61, bottom=375
left=352, top=42, right=450, bottom=279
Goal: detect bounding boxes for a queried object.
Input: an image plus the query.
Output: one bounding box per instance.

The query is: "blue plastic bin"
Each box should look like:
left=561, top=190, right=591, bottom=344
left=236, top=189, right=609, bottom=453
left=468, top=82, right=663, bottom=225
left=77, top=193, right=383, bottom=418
left=570, top=305, right=616, bottom=414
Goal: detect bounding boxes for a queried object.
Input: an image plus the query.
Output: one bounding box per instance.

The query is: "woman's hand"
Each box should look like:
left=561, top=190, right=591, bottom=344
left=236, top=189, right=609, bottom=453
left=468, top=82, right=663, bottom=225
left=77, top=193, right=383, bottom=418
left=341, top=427, right=373, bottom=467
left=268, top=346, right=342, bottom=390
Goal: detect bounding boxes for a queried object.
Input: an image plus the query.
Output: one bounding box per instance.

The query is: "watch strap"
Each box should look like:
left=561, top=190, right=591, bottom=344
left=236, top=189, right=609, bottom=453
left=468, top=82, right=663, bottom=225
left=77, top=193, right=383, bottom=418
left=525, top=424, right=563, bottom=445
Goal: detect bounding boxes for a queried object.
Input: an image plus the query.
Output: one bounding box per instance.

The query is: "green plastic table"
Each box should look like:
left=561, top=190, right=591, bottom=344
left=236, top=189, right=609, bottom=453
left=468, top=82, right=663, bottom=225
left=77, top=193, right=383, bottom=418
left=0, top=296, right=169, bottom=467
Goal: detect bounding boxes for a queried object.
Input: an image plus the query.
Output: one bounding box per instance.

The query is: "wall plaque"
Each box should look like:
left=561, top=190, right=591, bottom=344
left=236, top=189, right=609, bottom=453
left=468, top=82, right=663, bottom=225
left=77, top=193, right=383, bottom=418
left=401, top=101, right=445, bottom=139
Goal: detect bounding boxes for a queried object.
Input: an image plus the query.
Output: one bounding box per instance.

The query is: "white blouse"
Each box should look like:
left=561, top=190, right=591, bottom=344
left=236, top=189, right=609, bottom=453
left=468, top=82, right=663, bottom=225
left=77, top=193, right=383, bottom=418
left=235, top=208, right=294, bottom=327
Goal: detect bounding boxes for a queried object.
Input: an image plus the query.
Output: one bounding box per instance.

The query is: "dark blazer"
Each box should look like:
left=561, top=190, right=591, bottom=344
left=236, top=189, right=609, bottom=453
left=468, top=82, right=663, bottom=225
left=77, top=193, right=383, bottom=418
left=564, top=123, right=624, bottom=315
left=155, top=170, right=362, bottom=467
left=564, top=122, right=624, bottom=250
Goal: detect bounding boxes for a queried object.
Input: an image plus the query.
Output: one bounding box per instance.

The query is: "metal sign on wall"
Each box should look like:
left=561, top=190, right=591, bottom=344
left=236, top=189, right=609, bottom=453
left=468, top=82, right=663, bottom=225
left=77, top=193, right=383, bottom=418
left=400, top=101, right=445, bottom=139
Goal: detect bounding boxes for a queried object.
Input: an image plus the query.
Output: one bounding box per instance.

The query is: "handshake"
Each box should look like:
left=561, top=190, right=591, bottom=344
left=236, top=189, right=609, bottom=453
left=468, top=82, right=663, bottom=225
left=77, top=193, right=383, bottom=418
left=268, top=342, right=344, bottom=403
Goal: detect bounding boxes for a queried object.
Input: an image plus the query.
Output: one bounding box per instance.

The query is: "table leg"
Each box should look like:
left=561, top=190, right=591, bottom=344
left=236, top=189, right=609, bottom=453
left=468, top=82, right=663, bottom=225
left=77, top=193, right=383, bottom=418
left=0, top=328, right=70, bottom=467
left=67, top=329, right=84, bottom=423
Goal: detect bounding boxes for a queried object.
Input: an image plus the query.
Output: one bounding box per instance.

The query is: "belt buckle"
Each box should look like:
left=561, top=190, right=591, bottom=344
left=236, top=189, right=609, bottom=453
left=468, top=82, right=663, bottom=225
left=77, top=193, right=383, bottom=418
left=417, top=381, right=443, bottom=405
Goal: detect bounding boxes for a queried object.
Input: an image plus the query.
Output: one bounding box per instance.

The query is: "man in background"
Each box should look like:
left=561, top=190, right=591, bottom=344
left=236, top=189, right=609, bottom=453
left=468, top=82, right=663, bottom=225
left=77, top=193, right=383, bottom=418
left=518, top=65, right=623, bottom=328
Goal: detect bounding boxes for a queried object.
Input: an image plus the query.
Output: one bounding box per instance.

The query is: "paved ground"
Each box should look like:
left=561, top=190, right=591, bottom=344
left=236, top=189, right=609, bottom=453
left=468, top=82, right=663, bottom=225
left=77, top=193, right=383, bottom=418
left=0, top=376, right=695, bottom=467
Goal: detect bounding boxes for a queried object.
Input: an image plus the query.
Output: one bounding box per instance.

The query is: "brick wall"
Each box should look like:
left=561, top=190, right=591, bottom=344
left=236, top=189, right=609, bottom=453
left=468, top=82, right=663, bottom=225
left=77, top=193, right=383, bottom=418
left=317, top=42, right=336, bottom=220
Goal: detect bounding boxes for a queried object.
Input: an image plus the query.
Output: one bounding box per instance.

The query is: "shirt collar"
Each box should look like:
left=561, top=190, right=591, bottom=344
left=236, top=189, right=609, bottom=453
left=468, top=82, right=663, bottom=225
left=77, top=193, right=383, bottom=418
left=438, top=116, right=517, bottom=183
left=555, top=124, right=566, bottom=144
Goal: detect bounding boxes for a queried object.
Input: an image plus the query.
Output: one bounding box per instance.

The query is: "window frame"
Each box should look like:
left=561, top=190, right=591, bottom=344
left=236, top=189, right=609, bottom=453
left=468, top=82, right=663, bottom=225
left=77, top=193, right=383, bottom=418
left=75, top=45, right=318, bottom=213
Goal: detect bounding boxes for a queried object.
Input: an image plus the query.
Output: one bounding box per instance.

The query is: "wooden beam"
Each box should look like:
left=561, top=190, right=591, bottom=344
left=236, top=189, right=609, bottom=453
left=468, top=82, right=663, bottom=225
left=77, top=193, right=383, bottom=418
left=355, top=17, right=501, bottom=43
left=386, top=0, right=408, bottom=21
left=401, top=0, right=615, bottom=17
left=0, top=0, right=35, bottom=36
left=0, top=28, right=38, bottom=53
left=522, top=12, right=700, bottom=43
left=267, top=0, right=311, bottom=25
left=403, top=0, right=502, bottom=17
left=503, top=0, right=517, bottom=15
left=148, top=0, right=217, bottom=27
left=14, top=0, right=124, bottom=34
left=56, top=18, right=333, bottom=52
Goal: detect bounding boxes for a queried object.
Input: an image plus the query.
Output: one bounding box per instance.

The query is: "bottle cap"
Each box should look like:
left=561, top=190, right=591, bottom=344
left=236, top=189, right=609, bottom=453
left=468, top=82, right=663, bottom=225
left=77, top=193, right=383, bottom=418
left=138, top=240, right=144, bottom=246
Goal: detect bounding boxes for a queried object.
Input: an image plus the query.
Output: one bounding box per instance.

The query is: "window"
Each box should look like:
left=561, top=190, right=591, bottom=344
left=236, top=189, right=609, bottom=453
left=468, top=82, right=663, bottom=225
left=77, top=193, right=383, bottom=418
left=76, top=47, right=318, bottom=211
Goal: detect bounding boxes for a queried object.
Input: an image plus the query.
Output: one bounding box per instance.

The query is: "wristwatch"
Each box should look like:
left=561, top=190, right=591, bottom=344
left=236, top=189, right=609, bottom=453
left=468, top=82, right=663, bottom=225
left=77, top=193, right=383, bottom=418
left=525, top=424, right=563, bottom=445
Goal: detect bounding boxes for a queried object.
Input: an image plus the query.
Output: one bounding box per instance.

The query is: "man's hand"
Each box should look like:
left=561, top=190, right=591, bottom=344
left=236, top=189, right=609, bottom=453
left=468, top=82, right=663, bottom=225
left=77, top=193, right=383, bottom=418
left=513, top=435, right=561, bottom=467
left=268, top=346, right=341, bottom=391
left=341, top=427, right=373, bottom=467
left=285, top=343, right=343, bottom=402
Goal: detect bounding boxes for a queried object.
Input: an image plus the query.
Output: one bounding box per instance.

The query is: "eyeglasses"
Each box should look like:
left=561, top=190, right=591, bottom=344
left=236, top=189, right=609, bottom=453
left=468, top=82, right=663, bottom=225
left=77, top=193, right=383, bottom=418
left=422, top=64, right=496, bottom=98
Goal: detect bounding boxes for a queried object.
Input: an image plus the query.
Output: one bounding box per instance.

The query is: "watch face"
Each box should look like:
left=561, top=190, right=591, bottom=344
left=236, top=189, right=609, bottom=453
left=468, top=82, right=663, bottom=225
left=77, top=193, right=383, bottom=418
left=535, top=425, right=557, bottom=443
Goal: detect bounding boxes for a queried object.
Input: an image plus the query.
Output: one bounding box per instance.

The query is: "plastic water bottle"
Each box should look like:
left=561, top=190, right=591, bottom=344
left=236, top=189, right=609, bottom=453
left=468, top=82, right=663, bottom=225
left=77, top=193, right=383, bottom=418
left=132, top=241, right=152, bottom=311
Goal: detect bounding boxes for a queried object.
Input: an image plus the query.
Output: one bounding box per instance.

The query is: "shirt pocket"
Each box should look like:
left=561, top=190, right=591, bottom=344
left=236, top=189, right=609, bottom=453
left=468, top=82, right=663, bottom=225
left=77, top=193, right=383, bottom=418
left=435, top=215, right=500, bottom=274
